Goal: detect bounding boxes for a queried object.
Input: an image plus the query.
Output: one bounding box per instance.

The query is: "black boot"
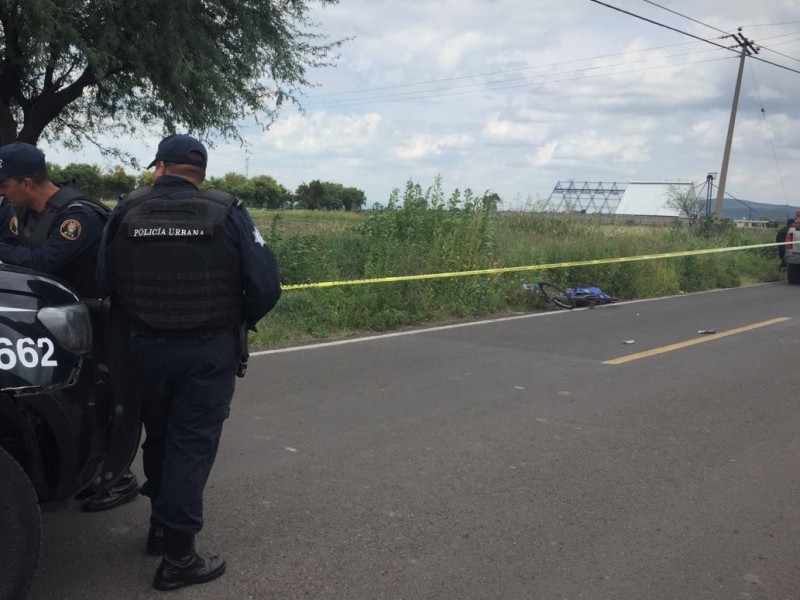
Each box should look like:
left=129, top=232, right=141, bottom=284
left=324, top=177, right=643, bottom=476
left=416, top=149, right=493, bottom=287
left=152, top=529, right=226, bottom=591
left=146, top=521, right=165, bottom=556
left=81, top=471, right=140, bottom=513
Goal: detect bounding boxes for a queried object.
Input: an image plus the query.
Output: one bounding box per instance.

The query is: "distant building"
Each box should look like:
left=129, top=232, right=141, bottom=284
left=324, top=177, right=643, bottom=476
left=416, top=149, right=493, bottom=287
left=545, top=180, right=799, bottom=223
left=546, top=181, right=628, bottom=215
left=547, top=180, right=692, bottom=222
left=732, top=219, right=771, bottom=228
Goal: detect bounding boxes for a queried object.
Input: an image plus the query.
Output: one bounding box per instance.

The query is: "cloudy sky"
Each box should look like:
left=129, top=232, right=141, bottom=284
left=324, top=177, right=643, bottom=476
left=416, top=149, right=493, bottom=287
left=53, top=0, right=800, bottom=209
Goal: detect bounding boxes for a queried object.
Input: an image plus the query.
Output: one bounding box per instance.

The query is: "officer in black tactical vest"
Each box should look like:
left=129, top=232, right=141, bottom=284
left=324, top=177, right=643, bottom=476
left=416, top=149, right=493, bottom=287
left=0, top=142, right=111, bottom=298
left=97, top=134, right=281, bottom=591
left=0, top=142, right=141, bottom=512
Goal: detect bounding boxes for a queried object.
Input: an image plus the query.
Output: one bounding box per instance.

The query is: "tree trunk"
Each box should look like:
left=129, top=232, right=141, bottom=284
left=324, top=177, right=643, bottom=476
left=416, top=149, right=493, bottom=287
left=0, top=100, right=18, bottom=145
left=14, top=68, right=96, bottom=145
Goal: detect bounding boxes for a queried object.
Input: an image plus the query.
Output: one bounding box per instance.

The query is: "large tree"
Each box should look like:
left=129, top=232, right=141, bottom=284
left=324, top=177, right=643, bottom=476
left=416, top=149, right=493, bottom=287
left=295, top=179, right=366, bottom=211
left=0, top=0, right=341, bottom=154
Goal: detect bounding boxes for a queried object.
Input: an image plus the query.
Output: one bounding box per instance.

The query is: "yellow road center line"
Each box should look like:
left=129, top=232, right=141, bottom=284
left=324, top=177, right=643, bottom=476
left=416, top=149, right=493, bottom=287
left=603, top=317, right=791, bottom=365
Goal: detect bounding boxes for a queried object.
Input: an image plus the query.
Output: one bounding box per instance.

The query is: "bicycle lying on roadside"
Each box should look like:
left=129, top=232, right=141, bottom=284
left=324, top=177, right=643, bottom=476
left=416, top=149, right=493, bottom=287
left=523, top=281, right=618, bottom=310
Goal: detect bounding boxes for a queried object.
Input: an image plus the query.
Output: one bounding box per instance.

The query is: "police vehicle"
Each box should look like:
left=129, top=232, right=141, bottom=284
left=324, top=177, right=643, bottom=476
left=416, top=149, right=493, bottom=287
left=0, top=264, right=139, bottom=600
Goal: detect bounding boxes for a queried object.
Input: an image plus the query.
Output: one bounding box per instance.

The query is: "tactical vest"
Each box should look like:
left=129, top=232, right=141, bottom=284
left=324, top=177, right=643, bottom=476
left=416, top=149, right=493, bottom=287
left=19, top=186, right=110, bottom=298
left=107, top=186, right=243, bottom=332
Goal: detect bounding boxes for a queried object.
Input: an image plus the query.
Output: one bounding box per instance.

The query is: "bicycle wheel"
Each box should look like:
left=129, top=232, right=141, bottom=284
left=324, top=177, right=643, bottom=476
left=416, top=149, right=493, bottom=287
left=577, top=293, right=617, bottom=308
left=538, top=282, right=574, bottom=309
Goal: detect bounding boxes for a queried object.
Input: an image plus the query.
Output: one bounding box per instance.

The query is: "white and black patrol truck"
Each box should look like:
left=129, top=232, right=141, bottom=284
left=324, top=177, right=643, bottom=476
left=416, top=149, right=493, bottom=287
left=0, top=263, right=139, bottom=600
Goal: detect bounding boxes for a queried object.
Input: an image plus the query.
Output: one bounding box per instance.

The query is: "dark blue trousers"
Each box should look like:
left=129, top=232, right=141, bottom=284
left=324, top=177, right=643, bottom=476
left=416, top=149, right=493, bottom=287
left=132, top=332, right=238, bottom=534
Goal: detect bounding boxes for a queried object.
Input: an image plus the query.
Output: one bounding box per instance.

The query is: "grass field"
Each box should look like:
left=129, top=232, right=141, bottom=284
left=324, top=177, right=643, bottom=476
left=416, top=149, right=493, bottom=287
left=251, top=195, right=782, bottom=349
left=251, top=208, right=364, bottom=236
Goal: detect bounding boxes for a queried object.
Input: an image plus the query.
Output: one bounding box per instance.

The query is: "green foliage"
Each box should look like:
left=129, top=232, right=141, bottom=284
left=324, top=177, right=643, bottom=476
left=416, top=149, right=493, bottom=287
left=221, top=172, right=249, bottom=190
left=358, top=177, right=497, bottom=273
left=250, top=175, right=291, bottom=209
left=256, top=178, right=504, bottom=346
left=204, top=172, right=293, bottom=208
left=252, top=201, right=783, bottom=348
left=0, top=0, right=343, bottom=152
left=294, top=180, right=366, bottom=211
left=295, top=180, right=329, bottom=210
left=102, top=165, right=136, bottom=199
left=664, top=184, right=705, bottom=226
left=693, top=215, right=736, bottom=238
left=59, top=163, right=104, bottom=198
left=38, top=162, right=352, bottom=209
left=50, top=161, right=135, bottom=199
left=46, top=162, right=64, bottom=183
left=136, top=170, right=154, bottom=188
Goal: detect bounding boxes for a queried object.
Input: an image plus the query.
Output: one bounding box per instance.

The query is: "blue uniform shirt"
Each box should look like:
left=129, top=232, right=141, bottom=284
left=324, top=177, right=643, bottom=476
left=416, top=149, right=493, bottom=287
left=0, top=200, right=105, bottom=273
left=97, top=176, right=281, bottom=330
left=0, top=198, right=18, bottom=245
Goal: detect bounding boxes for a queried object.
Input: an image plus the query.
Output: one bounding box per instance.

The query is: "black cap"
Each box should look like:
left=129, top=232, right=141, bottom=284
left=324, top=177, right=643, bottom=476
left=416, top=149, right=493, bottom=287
left=0, top=142, right=46, bottom=182
left=147, top=134, right=208, bottom=169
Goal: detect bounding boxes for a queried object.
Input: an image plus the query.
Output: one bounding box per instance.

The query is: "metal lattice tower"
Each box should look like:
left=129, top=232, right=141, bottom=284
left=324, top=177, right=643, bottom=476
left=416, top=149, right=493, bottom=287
left=547, top=181, right=628, bottom=214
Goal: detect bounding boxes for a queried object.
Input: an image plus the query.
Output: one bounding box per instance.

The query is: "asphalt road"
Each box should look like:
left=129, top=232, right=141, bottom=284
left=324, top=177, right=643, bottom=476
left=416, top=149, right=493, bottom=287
left=28, top=283, right=800, bottom=600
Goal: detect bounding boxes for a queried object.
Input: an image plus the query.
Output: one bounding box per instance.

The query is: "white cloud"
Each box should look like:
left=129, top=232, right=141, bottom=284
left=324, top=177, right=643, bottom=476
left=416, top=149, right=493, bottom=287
left=556, top=132, right=651, bottom=164
left=394, top=133, right=474, bottom=160
left=438, top=31, right=498, bottom=69
left=530, top=141, right=559, bottom=167
left=483, top=118, right=549, bottom=144
left=44, top=0, right=800, bottom=208
left=269, top=111, right=382, bottom=154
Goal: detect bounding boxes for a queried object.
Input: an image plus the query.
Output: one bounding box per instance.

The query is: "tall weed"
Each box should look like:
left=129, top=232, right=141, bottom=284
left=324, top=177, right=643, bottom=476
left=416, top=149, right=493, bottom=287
left=254, top=189, right=782, bottom=347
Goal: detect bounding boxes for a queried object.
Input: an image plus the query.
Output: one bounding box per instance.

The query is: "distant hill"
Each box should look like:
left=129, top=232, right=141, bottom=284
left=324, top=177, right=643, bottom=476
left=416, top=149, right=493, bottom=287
left=720, top=198, right=799, bottom=222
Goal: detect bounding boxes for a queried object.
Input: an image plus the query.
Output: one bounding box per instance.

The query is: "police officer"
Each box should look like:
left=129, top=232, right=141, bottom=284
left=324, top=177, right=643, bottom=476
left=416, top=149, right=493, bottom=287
left=0, top=142, right=141, bottom=511
left=777, top=218, right=794, bottom=270
left=97, top=134, right=281, bottom=591
left=0, top=143, right=109, bottom=297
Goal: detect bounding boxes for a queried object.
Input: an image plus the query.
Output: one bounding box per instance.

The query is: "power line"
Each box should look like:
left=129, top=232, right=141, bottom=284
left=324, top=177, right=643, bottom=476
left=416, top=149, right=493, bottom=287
left=303, top=54, right=733, bottom=110
left=754, top=32, right=800, bottom=63
left=588, top=0, right=735, bottom=51
left=306, top=29, right=800, bottom=104
left=588, top=0, right=800, bottom=75
left=304, top=54, right=731, bottom=109
left=748, top=62, right=790, bottom=205
left=636, top=1, right=800, bottom=68
left=758, top=44, right=800, bottom=64
left=305, top=39, right=702, bottom=100
left=638, top=0, right=729, bottom=36
left=307, top=43, right=730, bottom=105
left=749, top=52, right=800, bottom=74
left=757, top=30, right=800, bottom=42
left=637, top=0, right=800, bottom=69
left=742, top=20, right=800, bottom=28
left=299, top=4, right=800, bottom=111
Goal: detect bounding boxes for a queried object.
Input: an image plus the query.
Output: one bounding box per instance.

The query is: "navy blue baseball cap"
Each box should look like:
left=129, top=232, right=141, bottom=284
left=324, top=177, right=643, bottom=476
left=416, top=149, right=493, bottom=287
left=0, top=142, right=46, bottom=182
left=147, top=134, right=208, bottom=169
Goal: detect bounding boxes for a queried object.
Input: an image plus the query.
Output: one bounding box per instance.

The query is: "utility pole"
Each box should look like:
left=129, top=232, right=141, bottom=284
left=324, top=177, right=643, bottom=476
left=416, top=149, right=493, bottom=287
left=714, top=29, right=758, bottom=218
left=705, top=172, right=716, bottom=215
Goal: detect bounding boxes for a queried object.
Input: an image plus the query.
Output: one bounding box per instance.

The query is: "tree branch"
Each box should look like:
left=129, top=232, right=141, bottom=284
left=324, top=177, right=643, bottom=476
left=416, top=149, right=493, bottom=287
left=17, top=66, right=98, bottom=143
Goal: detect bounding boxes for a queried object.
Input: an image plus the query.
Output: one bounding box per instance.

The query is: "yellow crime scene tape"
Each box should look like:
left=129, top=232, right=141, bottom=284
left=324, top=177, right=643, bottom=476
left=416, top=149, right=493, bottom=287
left=281, top=241, right=783, bottom=291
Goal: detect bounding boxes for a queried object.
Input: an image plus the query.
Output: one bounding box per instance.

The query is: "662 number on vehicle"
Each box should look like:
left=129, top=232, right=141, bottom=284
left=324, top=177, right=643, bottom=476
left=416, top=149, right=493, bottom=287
left=0, top=337, right=58, bottom=370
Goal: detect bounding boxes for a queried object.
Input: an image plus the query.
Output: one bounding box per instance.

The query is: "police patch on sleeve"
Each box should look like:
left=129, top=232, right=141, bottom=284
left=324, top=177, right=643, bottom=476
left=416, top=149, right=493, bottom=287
left=59, top=219, right=82, bottom=241
left=9, top=216, right=17, bottom=236
left=252, top=226, right=266, bottom=247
